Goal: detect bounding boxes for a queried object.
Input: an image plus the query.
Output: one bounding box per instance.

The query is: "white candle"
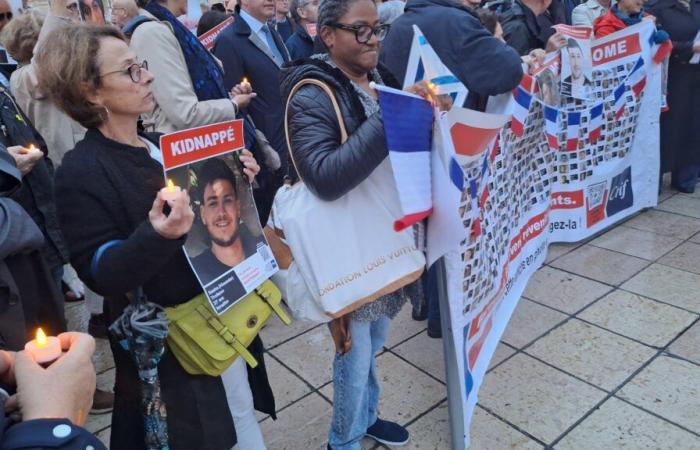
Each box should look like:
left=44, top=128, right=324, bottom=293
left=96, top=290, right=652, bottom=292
left=161, top=179, right=181, bottom=204
left=24, top=328, right=61, bottom=365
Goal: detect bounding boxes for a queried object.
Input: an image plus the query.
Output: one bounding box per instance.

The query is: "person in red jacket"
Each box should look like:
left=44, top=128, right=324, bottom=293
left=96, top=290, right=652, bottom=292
left=593, top=0, right=647, bottom=37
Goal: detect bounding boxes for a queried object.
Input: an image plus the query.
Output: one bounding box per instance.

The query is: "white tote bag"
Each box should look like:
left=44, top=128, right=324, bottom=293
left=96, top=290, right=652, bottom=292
left=267, top=79, right=425, bottom=320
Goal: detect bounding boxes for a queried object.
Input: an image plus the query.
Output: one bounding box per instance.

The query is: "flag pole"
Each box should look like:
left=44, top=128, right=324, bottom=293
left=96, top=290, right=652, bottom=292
left=435, top=257, right=467, bottom=450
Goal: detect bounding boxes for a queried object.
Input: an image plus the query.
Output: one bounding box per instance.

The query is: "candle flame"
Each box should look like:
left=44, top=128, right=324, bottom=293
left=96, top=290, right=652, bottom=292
left=36, top=328, right=47, bottom=347
left=166, top=179, right=176, bottom=192
left=242, top=77, right=249, bottom=84
left=28, top=144, right=36, bottom=152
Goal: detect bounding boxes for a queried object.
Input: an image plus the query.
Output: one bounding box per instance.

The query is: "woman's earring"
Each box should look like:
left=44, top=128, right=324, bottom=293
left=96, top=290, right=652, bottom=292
left=100, top=106, right=111, bottom=122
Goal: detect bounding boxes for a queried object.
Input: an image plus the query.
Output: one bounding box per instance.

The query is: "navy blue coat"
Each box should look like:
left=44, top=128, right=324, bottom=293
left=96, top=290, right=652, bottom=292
left=286, top=26, right=314, bottom=61
left=212, top=14, right=291, bottom=169
left=0, top=411, right=106, bottom=450
left=380, top=0, right=523, bottom=101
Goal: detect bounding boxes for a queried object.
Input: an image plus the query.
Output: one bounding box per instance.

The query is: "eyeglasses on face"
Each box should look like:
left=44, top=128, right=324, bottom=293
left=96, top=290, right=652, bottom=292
left=329, top=22, right=390, bottom=44
left=0, top=11, right=13, bottom=21
left=100, top=60, right=149, bottom=83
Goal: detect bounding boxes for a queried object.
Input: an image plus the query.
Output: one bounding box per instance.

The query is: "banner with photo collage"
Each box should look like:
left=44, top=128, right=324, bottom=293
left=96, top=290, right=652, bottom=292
left=430, top=21, right=664, bottom=448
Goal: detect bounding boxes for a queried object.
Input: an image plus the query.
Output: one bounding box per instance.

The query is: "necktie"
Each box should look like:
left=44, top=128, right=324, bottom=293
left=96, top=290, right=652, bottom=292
left=261, top=24, right=284, bottom=65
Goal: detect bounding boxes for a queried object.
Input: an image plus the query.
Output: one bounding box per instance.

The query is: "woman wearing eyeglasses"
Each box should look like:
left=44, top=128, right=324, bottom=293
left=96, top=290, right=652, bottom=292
left=35, top=24, right=266, bottom=450
left=281, top=0, right=428, bottom=448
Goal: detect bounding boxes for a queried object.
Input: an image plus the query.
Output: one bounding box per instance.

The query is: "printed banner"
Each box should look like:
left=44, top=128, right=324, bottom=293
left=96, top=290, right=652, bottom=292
left=198, top=16, right=235, bottom=51
left=160, top=120, right=278, bottom=315
left=423, top=22, right=662, bottom=448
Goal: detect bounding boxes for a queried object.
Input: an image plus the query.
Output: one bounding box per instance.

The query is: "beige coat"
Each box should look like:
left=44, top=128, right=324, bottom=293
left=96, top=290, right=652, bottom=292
left=130, top=10, right=237, bottom=134
left=11, top=14, right=86, bottom=166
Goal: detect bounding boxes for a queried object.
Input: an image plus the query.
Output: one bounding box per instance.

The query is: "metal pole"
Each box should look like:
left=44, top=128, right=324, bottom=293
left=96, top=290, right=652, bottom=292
left=436, top=257, right=466, bottom=450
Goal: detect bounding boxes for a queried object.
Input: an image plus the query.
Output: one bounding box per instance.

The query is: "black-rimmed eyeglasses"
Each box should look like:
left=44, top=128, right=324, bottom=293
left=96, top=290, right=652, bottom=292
left=99, top=60, right=149, bottom=83
left=329, top=23, right=390, bottom=44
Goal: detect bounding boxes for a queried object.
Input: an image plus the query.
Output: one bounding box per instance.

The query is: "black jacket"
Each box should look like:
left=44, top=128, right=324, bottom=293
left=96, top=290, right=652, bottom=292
left=0, top=150, right=65, bottom=351
left=648, top=0, right=700, bottom=171
left=0, top=87, right=68, bottom=272
left=285, top=25, right=314, bottom=61
left=502, top=0, right=547, bottom=55
left=380, top=0, right=523, bottom=100
left=280, top=58, right=399, bottom=200
left=54, top=129, right=275, bottom=450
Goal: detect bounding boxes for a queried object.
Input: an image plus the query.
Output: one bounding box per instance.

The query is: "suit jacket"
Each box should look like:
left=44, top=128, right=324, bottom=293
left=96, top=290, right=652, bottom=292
left=130, top=9, right=237, bottom=134
left=213, top=13, right=291, bottom=171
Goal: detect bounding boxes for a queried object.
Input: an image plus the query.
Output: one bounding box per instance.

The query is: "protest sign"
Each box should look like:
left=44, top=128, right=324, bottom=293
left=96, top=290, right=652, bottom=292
left=411, top=22, right=662, bottom=448
left=160, top=120, right=278, bottom=315
left=198, top=16, right=235, bottom=51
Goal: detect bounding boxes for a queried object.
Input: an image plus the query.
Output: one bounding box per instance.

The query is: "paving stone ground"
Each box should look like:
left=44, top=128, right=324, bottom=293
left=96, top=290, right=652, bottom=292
left=77, top=184, right=700, bottom=449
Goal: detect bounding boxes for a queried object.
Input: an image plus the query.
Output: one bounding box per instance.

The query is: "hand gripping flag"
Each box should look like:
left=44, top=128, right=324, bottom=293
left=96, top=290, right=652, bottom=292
left=566, top=111, right=581, bottom=151
left=373, top=83, right=435, bottom=231
left=613, top=82, right=626, bottom=119
left=627, top=57, right=646, bottom=98
left=589, top=103, right=603, bottom=144
left=544, top=105, right=560, bottom=150
left=511, top=86, right=533, bottom=137
left=403, top=25, right=468, bottom=107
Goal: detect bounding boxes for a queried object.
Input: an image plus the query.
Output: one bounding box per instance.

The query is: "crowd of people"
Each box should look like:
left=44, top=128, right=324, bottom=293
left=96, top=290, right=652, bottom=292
left=0, top=0, right=696, bottom=448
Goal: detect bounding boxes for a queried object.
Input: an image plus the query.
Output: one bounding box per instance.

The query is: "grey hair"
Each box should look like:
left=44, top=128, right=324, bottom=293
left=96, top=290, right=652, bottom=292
left=317, top=0, right=362, bottom=29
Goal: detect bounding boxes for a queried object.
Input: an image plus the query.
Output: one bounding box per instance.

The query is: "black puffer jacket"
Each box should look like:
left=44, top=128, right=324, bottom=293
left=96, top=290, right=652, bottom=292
left=280, top=58, right=400, bottom=201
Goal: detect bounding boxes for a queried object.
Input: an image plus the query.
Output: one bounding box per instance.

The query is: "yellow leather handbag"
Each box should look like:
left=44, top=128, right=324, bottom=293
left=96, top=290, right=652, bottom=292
left=165, top=280, right=291, bottom=376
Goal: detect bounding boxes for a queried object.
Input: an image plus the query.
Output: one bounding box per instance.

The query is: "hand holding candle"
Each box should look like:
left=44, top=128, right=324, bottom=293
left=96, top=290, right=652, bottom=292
left=24, top=328, right=61, bottom=366
left=7, top=145, right=43, bottom=175
left=151, top=183, right=195, bottom=239
left=161, top=179, right=182, bottom=204
left=230, top=78, right=257, bottom=109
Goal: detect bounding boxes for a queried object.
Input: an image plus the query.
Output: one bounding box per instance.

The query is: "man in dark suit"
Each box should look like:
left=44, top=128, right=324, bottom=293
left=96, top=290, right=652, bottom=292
left=213, top=0, right=290, bottom=222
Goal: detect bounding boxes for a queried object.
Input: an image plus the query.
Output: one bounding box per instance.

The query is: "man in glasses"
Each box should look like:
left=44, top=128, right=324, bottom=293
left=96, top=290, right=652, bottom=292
left=0, top=0, right=12, bottom=33
left=213, top=0, right=291, bottom=223
left=0, top=0, right=14, bottom=69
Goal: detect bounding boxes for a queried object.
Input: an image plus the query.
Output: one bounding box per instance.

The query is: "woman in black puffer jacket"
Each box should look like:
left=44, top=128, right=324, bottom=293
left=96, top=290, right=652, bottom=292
left=280, top=0, right=431, bottom=448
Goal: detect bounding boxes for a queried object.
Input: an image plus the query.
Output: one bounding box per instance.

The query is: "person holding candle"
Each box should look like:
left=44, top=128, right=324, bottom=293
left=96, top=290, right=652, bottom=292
left=128, top=0, right=255, bottom=135
left=0, top=332, right=107, bottom=450
left=35, top=24, right=274, bottom=450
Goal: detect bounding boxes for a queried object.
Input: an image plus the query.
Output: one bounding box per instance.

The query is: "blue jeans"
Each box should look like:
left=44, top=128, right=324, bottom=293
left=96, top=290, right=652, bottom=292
left=328, top=316, right=390, bottom=450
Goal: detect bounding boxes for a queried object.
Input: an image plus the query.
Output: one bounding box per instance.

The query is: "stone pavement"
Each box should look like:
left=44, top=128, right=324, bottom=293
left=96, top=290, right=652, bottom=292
left=75, top=184, right=700, bottom=449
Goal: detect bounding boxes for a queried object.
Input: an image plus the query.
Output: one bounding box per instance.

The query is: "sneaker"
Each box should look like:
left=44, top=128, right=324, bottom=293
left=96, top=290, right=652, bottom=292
left=365, top=418, right=410, bottom=446
left=90, top=388, right=114, bottom=415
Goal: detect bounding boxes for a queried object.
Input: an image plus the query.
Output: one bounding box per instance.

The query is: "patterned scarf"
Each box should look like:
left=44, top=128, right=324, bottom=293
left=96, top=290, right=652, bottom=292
left=145, top=2, right=228, bottom=101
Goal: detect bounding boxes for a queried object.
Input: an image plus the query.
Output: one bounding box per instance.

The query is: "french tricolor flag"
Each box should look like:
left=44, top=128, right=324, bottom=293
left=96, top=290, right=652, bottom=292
left=628, top=57, right=646, bottom=98
left=544, top=106, right=560, bottom=150
left=511, top=87, right=532, bottom=137
left=589, top=103, right=603, bottom=144
left=613, top=83, right=626, bottom=119
left=374, top=83, right=435, bottom=231
left=566, top=112, right=581, bottom=151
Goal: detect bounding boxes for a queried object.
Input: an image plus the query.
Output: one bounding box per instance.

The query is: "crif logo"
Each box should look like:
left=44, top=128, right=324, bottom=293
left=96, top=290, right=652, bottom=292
left=606, top=166, right=634, bottom=217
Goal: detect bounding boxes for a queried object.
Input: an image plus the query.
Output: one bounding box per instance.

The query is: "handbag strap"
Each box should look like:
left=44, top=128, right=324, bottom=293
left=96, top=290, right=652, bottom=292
left=284, top=78, right=348, bottom=183
left=194, top=304, right=258, bottom=368
left=255, top=284, right=292, bottom=325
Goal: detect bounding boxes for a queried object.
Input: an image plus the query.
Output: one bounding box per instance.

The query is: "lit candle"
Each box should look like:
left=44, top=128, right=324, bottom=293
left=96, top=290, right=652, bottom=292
left=161, top=179, right=181, bottom=204
left=242, top=77, right=249, bottom=85
left=24, top=328, right=61, bottom=366
left=19, top=144, right=38, bottom=155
